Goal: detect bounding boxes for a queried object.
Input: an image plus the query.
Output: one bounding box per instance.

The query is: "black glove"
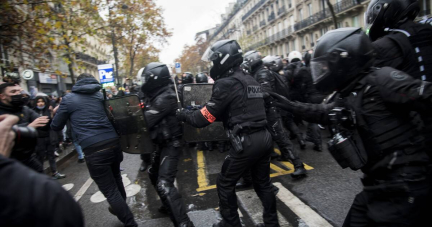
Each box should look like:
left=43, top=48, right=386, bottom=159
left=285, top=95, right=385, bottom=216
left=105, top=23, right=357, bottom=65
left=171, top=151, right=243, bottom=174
left=268, top=91, right=295, bottom=111
left=176, top=108, right=187, bottom=122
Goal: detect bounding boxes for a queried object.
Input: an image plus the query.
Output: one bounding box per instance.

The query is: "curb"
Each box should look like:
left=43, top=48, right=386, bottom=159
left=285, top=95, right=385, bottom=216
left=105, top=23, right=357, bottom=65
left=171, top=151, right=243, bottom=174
left=43, top=146, right=77, bottom=174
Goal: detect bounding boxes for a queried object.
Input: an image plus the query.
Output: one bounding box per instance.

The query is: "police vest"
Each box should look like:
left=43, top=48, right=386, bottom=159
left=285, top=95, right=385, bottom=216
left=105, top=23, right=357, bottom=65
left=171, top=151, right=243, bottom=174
left=385, top=22, right=432, bottom=81
left=346, top=70, right=425, bottom=161
left=228, top=72, right=267, bottom=128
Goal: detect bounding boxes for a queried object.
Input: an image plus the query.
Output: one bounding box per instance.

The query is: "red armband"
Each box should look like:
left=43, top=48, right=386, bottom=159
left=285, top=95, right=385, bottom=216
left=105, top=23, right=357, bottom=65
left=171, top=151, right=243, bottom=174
left=200, top=106, right=216, bottom=123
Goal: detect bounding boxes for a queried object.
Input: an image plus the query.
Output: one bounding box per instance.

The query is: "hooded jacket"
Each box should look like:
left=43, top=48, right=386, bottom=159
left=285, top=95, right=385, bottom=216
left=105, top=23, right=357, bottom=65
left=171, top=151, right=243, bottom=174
left=33, top=95, right=52, bottom=138
left=51, top=78, right=118, bottom=149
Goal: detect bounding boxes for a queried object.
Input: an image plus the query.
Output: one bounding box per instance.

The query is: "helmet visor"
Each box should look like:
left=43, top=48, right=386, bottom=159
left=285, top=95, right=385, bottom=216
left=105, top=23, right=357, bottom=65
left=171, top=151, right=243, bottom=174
left=201, top=47, right=220, bottom=62
left=364, top=1, right=381, bottom=36
left=310, top=59, right=330, bottom=84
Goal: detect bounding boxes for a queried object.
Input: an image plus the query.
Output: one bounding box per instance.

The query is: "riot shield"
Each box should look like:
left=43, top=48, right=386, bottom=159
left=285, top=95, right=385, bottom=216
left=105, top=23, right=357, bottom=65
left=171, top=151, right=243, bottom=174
left=182, top=84, right=228, bottom=142
left=105, top=95, right=153, bottom=154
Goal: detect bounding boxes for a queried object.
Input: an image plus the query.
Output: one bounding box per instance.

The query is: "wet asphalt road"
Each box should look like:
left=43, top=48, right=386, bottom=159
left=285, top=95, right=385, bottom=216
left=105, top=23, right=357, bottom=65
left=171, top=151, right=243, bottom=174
left=56, top=129, right=363, bottom=227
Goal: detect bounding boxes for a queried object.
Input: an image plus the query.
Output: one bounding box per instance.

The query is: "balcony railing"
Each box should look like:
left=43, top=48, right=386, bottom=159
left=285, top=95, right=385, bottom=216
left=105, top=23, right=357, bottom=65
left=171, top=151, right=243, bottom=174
left=260, top=20, right=266, bottom=27
left=242, top=0, right=267, bottom=21
left=294, top=0, right=360, bottom=31
left=76, top=52, right=99, bottom=65
left=277, top=6, right=287, bottom=16
left=268, top=12, right=275, bottom=22
left=253, top=25, right=258, bottom=31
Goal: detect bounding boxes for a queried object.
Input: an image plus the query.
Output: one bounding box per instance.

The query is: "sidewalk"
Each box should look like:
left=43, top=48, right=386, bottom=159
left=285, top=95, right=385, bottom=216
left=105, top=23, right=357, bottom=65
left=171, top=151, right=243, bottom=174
left=43, top=144, right=77, bottom=174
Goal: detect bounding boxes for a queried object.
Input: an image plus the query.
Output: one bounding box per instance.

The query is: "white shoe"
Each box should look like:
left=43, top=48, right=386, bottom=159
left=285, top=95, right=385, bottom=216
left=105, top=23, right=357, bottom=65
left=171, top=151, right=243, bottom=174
left=54, top=151, right=60, bottom=157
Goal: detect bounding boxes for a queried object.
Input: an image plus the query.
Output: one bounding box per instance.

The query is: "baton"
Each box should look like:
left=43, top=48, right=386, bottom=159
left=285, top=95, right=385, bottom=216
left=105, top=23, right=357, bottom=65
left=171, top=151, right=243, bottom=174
left=171, top=76, right=182, bottom=110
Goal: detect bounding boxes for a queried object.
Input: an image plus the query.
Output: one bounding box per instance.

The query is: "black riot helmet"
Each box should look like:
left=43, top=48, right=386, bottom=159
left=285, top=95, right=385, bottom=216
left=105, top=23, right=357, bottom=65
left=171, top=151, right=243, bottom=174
left=311, top=27, right=376, bottom=94
left=365, top=0, right=419, bottom=41
left=195, top=73, right=208, bottom=83
left=243, top=50, right=263, bottom=74
left=262, top=55, right=283, bottom=73
left=201, top=39, right=243, bottom=81
left=182, top=72, right=194, bottom=84
left=139, top=62, right=172, bottom=95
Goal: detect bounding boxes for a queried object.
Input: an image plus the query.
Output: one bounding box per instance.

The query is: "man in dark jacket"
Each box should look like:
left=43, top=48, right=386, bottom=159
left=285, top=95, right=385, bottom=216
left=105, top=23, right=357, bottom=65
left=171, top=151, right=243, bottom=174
left=0, top=115, right=84, bottom=227
left=51, top=73, right=138, bottom=227
left=0, top=83, right=49, bottom=172
left=34, top=95, right=65, bottom=179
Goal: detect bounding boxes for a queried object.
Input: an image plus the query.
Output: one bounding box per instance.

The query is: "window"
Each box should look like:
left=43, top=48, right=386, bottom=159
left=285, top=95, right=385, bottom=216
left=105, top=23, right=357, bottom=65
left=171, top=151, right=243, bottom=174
left=308, top=4, right=312, bottom=17
left=352, top=16, right=359, bottom=27
left=345, top=21, right=350, bottom=27
left=286, top=42, right=290, bottom=54
left=278, top=22, right=283, bottom=32
left=290, top=16, right=294, bottom=30
left=268, top=28, right=272, bottom=36
left=284, top=19, right=289, bottom=29
left=299, top=8, right=303, bottom=21
left=288, top=0, right=292, bottom=8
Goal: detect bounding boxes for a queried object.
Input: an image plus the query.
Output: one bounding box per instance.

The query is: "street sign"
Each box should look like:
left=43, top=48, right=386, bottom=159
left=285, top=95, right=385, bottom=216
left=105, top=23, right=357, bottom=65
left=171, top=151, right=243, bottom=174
left=175, top=62, right=181, bottom=74
left=98, top=64, right=115, bottom=84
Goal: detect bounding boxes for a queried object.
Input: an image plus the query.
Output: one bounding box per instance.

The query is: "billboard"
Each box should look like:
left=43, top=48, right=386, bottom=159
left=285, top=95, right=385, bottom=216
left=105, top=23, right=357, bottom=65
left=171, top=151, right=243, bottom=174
left=98, top=64, right=115, bottom=84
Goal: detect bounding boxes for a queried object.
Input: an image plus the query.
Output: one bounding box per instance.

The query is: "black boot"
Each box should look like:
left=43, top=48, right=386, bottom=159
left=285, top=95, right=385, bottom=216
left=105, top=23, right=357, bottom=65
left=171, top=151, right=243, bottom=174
left=140, top=161, right=149, bottom=172
left=179, top=221, right=195, bottom=227
left=213, top=220, right=242, bottom=227
left=299, top=139, right=306, bottom=150
left=207, top=142, right=214, bottom=151
left=313, top=144, right=322, bottom=152
left=292, top=163, right=307, bottom=178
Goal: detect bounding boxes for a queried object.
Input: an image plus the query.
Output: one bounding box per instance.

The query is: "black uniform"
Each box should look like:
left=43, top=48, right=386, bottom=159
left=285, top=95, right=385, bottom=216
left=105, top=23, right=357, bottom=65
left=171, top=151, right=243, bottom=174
left=253, top=65, right=305, bottom=172
left=0, top=102, right=43, bottom=172
left=275, top=67, right=432, bottom=226
left=179, top=68, right=278, bottom=227
left=144, top=86, right=193, bottom=227
left=288, top=61, right=324, bottom=150
left=372, top=20, right=432, bottom=155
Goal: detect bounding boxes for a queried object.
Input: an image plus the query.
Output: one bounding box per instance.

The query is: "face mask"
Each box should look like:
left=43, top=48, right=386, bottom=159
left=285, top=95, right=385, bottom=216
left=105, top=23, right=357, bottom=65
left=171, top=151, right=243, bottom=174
left=37, top=105, right=45, bottom=110
left=10, top=94, right=25, bottom=108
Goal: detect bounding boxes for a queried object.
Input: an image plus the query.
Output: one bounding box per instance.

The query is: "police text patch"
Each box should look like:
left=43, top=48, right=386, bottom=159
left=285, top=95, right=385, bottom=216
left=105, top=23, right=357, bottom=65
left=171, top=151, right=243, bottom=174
left=247, top=86, right=263, bottom=98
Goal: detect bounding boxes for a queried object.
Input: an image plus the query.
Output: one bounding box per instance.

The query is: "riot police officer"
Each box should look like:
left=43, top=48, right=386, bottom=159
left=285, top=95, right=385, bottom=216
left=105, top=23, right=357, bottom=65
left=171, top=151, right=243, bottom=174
left=245, top=52, right=307, bottom=177
left=285, top=51, right=323, bottom=151
left=177, top=40, right=279, bottom=227
left=272, top=27, right=432, bottom=226
left=139, top=63, right=194, bottom=227
left=195, top=73, right=208, bottom=83
left=365, top=0, right=432, bottom=154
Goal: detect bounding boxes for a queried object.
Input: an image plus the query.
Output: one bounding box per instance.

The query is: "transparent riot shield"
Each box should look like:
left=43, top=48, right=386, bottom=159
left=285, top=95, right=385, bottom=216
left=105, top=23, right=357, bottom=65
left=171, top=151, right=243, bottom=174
left=105, top=95, right=153, bottom=154
left=182, top=84, right=228, bottom=142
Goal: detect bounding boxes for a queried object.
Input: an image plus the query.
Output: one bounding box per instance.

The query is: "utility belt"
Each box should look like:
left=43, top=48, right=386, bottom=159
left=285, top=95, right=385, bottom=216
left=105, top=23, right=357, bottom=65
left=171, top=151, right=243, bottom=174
left=227, top=120, right=267, bottom=154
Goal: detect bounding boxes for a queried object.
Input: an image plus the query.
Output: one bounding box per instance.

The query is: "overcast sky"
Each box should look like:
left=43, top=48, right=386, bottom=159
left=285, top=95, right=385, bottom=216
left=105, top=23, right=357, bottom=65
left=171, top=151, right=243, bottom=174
left=155, top=0, right=235, bottom=66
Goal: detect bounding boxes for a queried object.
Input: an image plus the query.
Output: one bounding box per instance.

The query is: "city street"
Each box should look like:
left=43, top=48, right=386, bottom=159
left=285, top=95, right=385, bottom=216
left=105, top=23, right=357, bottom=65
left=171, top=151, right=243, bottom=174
left=56, top=130, right=363, bottom=227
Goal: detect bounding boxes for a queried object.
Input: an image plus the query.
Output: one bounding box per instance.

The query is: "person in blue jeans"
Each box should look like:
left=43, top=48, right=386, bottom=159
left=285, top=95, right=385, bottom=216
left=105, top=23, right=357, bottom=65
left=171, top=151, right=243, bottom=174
left=73, top=141, right=84, bottom=163
left=51, top=73, right=137, bottom=227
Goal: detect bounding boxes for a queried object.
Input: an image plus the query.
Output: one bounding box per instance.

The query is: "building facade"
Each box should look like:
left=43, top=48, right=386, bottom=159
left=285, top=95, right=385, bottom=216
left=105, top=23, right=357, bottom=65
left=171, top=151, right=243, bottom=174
left=205, top=0, right=431, bottom=58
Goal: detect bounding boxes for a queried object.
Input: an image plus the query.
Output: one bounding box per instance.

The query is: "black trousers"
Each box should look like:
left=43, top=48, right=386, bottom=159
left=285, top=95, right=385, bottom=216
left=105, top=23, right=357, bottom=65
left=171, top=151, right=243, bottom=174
left=305, top=123, right=321, bottom=147
left=148, top=142, right=191, bottom=226
left=16, top=152, right=43, bottom=173
left=84, top=143, right=137, bottom=227
left=267, top=107, right=301, bottom=167
left=217, top=129, right=279, bottom=227
left=343, top=166, right=432, bottom=227
left=36, top=137, right=57, bottom=174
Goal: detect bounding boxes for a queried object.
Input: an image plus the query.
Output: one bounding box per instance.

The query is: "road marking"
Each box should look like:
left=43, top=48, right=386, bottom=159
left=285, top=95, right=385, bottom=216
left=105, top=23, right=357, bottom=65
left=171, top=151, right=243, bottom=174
left=197, top=150, right=210, bottom=189
left=62, top=183, right=74, bottom=191
left=273, top=182, right=332, bottom=227
left=74, top=177, right=93, bottom=202
left=237, top=189, right=290, bottom=226
left=196, top=149, right=314, bottom=192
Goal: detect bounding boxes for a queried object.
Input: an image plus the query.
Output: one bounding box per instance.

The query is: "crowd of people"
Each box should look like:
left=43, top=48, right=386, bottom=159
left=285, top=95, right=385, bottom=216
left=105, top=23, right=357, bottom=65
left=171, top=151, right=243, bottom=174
left=0, top=0, right=431, bottom=226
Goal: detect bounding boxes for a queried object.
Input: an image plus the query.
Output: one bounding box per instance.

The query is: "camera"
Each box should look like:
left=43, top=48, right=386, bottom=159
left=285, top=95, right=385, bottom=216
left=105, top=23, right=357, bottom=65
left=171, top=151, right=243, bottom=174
left=12, top=125, right=38, bottom=155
